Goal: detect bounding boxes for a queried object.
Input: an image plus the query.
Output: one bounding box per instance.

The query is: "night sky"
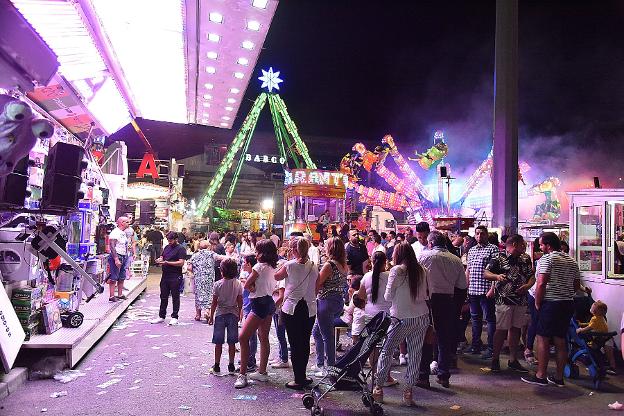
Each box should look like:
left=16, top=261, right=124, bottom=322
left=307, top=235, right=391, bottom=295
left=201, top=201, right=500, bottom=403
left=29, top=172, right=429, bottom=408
left=246, top=0, right=624, bottom=184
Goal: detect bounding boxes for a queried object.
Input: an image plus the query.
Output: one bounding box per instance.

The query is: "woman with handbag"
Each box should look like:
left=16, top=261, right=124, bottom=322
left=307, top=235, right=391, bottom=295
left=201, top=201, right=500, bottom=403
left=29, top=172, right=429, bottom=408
left=312, top=237, right=349, bottom=376
left=373, top=242, right=430, bottom=407
left=274, top=237, right=320, bottom=389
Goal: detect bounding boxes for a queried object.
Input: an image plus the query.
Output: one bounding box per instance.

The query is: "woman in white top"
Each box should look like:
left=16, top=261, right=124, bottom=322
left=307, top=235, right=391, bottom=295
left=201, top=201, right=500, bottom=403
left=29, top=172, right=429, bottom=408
left=373, top=242, right=430, bottom=407
left=355, top=250, right=396, bottom=385
left=235, top=239, right=279, bottom=389
left=274, top=237, right=320, bottom=390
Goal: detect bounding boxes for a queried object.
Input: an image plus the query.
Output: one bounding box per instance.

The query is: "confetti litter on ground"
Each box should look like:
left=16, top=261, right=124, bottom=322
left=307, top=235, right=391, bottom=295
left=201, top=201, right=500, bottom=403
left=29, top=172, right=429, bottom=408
left=50, top=391, right=68, bottom=398
left=608, top=401, right=623, bottom=410
left=126, top=332, right=138, bottom=337
left=234, top=395, right=257, bottom=400
left=105, top=368, right=115, bottom=374
left=146, top=335, right=162, bottom=338
left=96, top=391, right=107, bottom=396
left=163, top=352, right=178, bottom=358
left=154, top=383, right=167, bottom=386
left=589, top=391, right=594, bottom=396
left=450, top=405, right=461, bottom=410
left=178, top=365, right=185, bottom=369
left=201, top=385, right=212, bottom=388
left=151, top=346, right=161, bottom=350
left=128, top=386, right=141, bottom=390
left=178, top=405, right=192, bottom=410
left=53, top=370, right=86, bottom=383
left=134, top=379, right=143, bottom=384
left=291, top=393, right=304, bottom=398
left=84, top=367, right=93, bottom=371
left=41, top=409, right=47, bottom=413
left=480, top=367, right=491, bottom=372
left=97, top=379, right=122, bottom=389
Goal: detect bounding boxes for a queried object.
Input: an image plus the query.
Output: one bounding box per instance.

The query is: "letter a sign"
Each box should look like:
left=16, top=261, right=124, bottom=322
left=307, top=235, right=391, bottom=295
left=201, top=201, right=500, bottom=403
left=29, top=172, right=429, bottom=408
left=137, top=153, right=159, bottom=179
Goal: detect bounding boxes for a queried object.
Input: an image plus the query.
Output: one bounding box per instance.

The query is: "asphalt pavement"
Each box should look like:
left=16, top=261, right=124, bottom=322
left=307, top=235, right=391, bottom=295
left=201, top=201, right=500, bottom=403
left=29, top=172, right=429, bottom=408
left=1, top=271, right=622, bottom=416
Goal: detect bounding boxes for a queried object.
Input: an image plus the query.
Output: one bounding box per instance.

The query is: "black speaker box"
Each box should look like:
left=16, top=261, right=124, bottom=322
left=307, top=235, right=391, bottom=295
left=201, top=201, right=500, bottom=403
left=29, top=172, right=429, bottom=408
left=138, top=212, right=155, bottom=225
left=139, top=200, right=156, bottom=214
left=440, top=166, right=448, bottom=178
left=46, top=142, right=86, bottom=176
left=116, top=199, right=137, bottom=220
left=177, top=164, right=185, bottom=178
left=0, top=171, right=29, bottom=207
left=41, top=173, right=83, bottom=209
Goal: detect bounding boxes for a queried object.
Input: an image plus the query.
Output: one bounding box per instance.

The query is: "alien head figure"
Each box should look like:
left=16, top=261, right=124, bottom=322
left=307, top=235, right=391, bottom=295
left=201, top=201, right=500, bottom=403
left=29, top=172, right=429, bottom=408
left=0, top=94, right=54, bottom=176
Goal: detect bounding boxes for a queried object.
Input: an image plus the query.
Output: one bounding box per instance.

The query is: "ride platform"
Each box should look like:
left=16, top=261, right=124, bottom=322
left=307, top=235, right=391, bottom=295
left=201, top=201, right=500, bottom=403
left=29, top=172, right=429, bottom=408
left=18, top=276, right=147, bottom=368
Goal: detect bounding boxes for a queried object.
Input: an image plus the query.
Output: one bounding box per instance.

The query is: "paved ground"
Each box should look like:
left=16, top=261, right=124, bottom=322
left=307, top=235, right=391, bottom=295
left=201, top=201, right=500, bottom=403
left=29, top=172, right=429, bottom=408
left=1, top=271, right=623, bottom=416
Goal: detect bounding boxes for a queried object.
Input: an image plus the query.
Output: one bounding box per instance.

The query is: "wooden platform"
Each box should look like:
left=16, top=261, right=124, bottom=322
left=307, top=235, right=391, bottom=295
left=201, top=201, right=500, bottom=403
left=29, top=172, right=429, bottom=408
left=20, top=277, right=147, bottom=368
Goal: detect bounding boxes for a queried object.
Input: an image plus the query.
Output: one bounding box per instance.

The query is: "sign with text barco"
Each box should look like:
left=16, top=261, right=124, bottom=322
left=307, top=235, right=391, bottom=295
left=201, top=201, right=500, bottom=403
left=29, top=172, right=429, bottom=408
left=245, top=153, right=286, bottom=164
left=0, top=288, right=26, bottom=372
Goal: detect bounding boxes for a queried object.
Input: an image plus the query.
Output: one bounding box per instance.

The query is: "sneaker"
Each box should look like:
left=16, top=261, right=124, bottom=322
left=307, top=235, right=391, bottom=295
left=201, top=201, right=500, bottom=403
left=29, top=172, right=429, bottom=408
left=383, top=376, right=399, bottom=387
left=430, top=360, right=439, bottom=375
left=248, top=371, right=269, bottom=382
left=314, top=368, right=327, bottom=378
left=271, top=360, right=290, bottom=369
left=399, top=354, right=407, bottom=366
left=607, top=367, right=617, bottom=376
left=212, top=364, right=221, bottom=374
left=150, top=317, right=165, bottom=324
left=490, top=359, right=501, bottom=372
left=480, top=349, right=493, bottom=360
left=547, top=376, right=565, bottom=387
left=310, top=364, right=323, bottom=372
left=168, top=318, right=178, bottom=326
left=234, top=374, right=248, bottom=389
left=228, top=363, right=236, bottom=374
left=521, top=374, right=548, bottom=386
left=508, top=360, right=529, bottom=373
left=116, top=295, right=127, bottom=300
left=109, top=296, right=118, bottom=302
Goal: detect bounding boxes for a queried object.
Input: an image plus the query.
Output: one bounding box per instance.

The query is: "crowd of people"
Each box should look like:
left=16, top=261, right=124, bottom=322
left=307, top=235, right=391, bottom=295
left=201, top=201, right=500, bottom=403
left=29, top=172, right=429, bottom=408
left=106, top=218, right=622, bottom=408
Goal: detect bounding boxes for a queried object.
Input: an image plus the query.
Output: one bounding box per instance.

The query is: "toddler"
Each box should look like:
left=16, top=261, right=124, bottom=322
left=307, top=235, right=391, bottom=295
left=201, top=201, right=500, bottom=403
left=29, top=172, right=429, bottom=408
left=577, top=300, right=617, bottom=374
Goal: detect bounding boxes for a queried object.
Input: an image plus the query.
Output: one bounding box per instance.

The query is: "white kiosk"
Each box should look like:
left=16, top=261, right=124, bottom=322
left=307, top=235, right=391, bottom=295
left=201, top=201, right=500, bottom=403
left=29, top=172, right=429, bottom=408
left=568, top=189, right=624, bottom=348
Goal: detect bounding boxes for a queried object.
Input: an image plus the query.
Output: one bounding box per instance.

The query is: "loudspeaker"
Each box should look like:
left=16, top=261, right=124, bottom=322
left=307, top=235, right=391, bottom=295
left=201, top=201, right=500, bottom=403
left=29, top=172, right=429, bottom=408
left=46, top=142, right=87, bottom=176
left=138, top=212, right=156, bottom=225
left=140, top=200, right=156, bottom=214
left=440, top=166, right=448, bottom=178
left=41, top=142, right=87, bottom=210
left=116, top=199, right=136, bottom=220
left=177, top=164, right=185, bottom=178
left=0, top=157, right=30, bottom=207
left=593, top=176, right=601, bottom=189
left=41, top=173, right=83, bottom=209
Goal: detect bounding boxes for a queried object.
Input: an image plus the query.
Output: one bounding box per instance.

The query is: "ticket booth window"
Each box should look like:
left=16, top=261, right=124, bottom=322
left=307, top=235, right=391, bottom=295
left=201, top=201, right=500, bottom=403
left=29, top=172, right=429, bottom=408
left=575, top=205, right=603, bottom=274
left=607, top=202, right=624, bottom=278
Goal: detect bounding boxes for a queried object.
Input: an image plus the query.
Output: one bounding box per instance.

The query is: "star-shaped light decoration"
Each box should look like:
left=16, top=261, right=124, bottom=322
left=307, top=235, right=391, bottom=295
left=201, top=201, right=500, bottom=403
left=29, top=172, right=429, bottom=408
left=258, top=67, right=283, bottom=92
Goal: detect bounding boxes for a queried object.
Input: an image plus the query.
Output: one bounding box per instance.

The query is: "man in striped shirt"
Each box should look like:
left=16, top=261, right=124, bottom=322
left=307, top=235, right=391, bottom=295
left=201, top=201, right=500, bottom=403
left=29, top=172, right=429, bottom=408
left=466, top=225, right=499, bottom=358
left=522, top=232, right=581, bottom=387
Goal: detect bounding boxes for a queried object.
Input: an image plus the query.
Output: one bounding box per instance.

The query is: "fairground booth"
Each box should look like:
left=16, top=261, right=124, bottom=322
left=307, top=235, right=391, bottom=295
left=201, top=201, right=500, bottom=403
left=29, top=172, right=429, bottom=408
left=568, top=189, right=624, bottom=349
left=283, top=169, right=347, bottom=239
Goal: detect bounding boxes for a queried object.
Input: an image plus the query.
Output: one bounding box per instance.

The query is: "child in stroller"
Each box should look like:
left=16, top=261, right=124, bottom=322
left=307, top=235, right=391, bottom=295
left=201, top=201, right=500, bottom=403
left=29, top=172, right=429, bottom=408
left=566, top=299, right=618, bottom=389
left=302, top=311, right=392, bottom=416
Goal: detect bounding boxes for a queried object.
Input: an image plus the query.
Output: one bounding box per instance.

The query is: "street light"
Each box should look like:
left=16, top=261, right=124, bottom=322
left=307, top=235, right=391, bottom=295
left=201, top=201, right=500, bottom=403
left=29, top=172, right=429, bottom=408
left=261, top=198, right=274, bottom=211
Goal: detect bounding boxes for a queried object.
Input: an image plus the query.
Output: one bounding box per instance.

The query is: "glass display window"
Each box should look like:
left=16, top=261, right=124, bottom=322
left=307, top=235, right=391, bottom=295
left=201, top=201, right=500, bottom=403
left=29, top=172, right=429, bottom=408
left=607, top=202, right=624, bottom=279
left=575, top=205, right=603, bottom=274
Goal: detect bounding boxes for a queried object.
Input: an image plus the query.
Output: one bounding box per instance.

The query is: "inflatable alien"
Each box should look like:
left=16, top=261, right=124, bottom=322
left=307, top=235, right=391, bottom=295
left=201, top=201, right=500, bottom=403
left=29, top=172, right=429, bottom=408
left=0, top=94, right=53, bottom=176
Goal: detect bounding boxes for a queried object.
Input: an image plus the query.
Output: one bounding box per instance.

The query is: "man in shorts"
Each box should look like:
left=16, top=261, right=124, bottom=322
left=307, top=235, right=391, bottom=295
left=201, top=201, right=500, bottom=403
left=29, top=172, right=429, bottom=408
left=107, top=216, right=130, bottom=302
left=484, top=234, right=534, bottom=373
left=522, top=232, right=580, bottom=386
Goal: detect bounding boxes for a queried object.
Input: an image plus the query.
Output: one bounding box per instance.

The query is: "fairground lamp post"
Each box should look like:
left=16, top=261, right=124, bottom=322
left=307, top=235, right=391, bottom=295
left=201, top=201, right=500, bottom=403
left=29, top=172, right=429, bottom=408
left=261, top=198, right=274, bottom=232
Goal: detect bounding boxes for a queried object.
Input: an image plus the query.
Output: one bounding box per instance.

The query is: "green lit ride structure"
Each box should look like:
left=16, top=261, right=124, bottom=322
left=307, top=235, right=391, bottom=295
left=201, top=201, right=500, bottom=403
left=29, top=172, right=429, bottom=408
left=195, top=68, right=316, bottom=216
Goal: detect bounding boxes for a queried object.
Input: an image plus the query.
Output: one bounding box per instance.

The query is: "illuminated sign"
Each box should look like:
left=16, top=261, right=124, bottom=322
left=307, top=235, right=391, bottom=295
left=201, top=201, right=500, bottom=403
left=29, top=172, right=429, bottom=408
left=284, top=169, right=348, bottom=188
left=245, top=153, right=286, bottom=164
left=137, top=153, right=159, bottom=179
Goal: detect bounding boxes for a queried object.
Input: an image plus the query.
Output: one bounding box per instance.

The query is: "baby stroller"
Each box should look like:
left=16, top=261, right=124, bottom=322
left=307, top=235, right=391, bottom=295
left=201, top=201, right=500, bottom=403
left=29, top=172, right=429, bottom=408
left=302, top=311, right=393, bottom=416
left=565, top=318, right=617, bottom=389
